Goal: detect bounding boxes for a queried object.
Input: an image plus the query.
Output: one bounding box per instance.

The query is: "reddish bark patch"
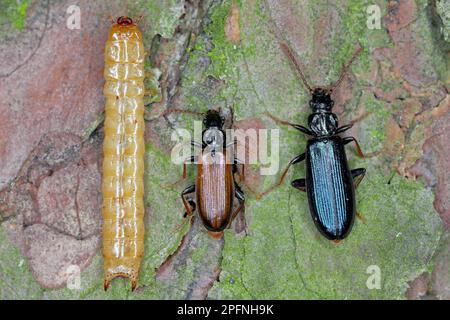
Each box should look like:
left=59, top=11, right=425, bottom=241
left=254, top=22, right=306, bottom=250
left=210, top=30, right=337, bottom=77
left=406, top=272, right=430, bottom=300
left=24, top=224, right=100, bottom=289
left=0, top=132, right=102, bottom=288
left=431, top=234, right=450, bottom=299
left=0, top=1, right=107, bottom=190
left=155, top=219, right=224, bottom=299
left=265, top=0, right=311, bottom=56
left=225, top=1, right=241, bottom=44
left=234, top=117, right=266, bottom=191
left=384, top=0, right=439, bottom=88
left=408, top=96, right=450, bottom=228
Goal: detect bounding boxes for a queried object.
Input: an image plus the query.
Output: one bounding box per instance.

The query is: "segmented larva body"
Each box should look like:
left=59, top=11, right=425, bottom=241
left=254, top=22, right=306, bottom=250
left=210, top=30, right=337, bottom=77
left=102, top=17, right=145, bottom=291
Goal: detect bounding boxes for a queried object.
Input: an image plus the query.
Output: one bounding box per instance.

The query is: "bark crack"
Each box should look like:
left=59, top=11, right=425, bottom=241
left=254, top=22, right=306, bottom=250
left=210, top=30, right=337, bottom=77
left=0, top=0, right=50, bottom=79
left=287, top=188, right=323, bottom=298
left=74, top=174, right=83, bottom=240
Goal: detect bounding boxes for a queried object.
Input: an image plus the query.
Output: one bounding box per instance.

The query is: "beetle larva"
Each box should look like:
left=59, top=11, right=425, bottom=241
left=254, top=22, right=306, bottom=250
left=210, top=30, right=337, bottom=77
left=102, top=16, right=145, bottom=291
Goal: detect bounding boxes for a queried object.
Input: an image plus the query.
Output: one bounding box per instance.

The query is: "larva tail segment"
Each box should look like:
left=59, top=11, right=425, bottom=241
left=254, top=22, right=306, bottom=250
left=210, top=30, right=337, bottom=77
left=103, top=270, right=139, bottom=291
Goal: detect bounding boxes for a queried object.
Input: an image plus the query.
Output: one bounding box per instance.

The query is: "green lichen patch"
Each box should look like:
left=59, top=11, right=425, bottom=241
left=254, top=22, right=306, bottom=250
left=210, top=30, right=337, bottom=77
left=0, top=224, right=43, bottom=299
left=210, top=172, right=442, bottom=299
left=144, top=67, right=163, bottom=105
left=0, top=0, right=31, bottom=31
left=410, top=1, right=448, bottom=85
left=436, top=0, right=450, bottom=42
left=356, top=93, right=392, bottom=155
left=126, top=0, right=184, bottom=39
left=139, top=143, right=192, bottom=283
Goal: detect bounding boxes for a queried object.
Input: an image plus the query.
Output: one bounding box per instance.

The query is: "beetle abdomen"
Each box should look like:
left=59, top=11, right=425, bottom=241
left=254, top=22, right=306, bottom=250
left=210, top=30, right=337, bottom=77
left=102, top=20, right=145, bottom=290
left=306, top=137, right=355, bottom=240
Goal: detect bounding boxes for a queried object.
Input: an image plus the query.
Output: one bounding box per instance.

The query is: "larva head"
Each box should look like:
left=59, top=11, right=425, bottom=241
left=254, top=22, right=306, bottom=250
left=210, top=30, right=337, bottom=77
left=117, top=16, right=133, bottom=26
left=109, top=16, right=142, bottom=42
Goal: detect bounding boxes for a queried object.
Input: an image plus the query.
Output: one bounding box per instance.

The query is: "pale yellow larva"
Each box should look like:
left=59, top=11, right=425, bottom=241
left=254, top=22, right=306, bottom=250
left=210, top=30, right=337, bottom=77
left=102, top=16, right=145, bottom=291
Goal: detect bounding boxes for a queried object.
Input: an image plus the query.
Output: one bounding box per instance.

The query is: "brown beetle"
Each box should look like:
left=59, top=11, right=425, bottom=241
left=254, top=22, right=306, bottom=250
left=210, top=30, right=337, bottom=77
left=174, top=110, right=245, bottom=238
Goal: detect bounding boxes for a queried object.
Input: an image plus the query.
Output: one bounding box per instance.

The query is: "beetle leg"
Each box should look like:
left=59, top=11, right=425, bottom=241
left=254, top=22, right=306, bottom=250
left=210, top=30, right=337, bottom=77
left=227, top=182, right=249, bottom=235
left=233, top=157, right=244, bottom=178
left=183, top=200, right=196, bottom=218
left=336, top=124, right=353, bottom=134
left=264, top=112, right=313, bottom=136
left=356, top=210, right=367, bottom=224
left=165, top=140, right=200, bottom=187
left=231, top=134, right=247, bottom=180
left=351, top=168, right=366, bottom=189
left=191, top=140, right=202, bottom=148
left=235, top=183, right=245, bottom=201
left=231, top=202, right=244, bottom=222
left=232, top=160, right=261, bottom=200
left=165, top=156, right=197, bottom=188
left=181, top=185, right=196, bottom=217
left=291, top=178, right=306, bottom=192
left=351, top=168, right=367, bottom=223
left=229, top=136, right=249, bottom=163
left=226, top=138, right=236, bottom=148
left=259, top=153, right=306, bottom=198
left=343, top=137, right=365, bottom=158
left=229, top=184, right=245, bottom=227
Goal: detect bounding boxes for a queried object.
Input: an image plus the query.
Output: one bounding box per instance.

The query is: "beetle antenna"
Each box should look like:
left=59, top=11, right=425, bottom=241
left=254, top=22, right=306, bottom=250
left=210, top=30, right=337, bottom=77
left=329, top=44, right=363, bottom=92
left=279, top=42, right=314, bottom=93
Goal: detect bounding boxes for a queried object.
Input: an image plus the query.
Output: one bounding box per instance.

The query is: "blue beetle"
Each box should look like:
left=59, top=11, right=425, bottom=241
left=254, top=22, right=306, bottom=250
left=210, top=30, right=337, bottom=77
left=262, top=42, right=366, bottom=242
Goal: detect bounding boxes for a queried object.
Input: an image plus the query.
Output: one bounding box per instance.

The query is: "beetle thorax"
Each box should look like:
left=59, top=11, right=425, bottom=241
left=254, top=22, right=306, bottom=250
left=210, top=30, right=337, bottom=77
left=308, top=112, right=338, bottom=136
left=307, top=88, right=338, bottom=136
left=203, top=127, right=224, bottom=157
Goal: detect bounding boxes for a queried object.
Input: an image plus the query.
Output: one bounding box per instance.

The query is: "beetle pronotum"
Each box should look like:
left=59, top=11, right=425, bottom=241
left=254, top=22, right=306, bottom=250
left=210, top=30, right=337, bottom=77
left=102, top=16, right=145, bottom=291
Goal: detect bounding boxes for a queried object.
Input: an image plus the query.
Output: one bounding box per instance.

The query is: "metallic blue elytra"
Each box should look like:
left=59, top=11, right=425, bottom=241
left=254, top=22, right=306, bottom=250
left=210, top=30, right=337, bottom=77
left=306, top=137, right=355, bottom=240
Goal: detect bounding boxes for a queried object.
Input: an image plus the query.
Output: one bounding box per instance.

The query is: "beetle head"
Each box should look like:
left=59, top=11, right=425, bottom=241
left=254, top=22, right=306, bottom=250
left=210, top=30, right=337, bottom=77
left=309, top=88, right=334, bottom=112
left=203, top=110, right=225, bottom=129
